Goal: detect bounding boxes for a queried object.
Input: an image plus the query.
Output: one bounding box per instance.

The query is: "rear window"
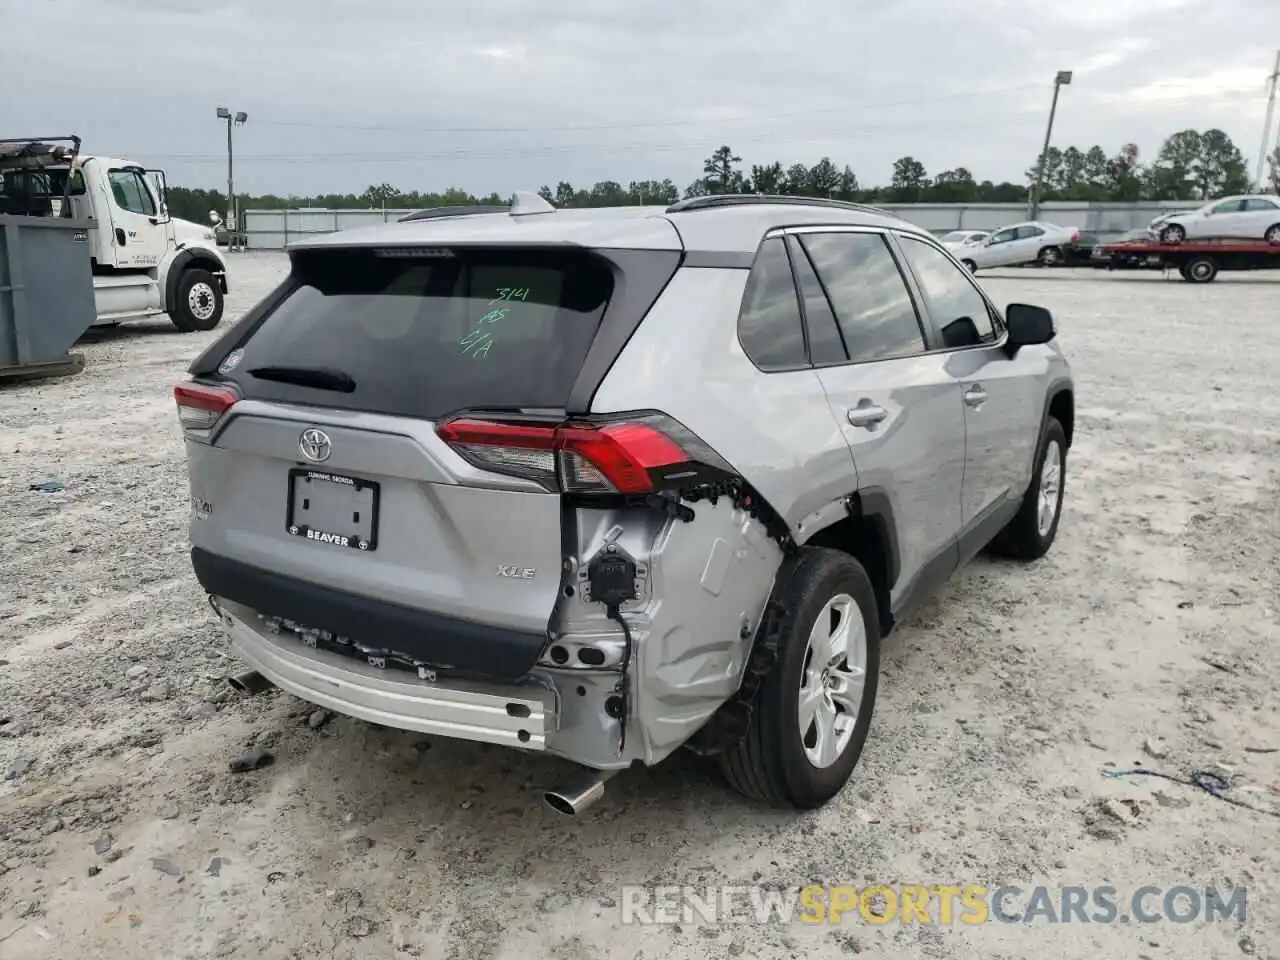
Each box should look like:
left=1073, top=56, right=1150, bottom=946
left=221, top=246, right=614, bottom=419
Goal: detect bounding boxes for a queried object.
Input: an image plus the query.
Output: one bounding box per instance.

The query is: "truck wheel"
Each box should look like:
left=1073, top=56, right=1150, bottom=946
left=719, top=548, right=880, bottom=809
left=170, top=268, right=224, bottom=332
left=991, top=416, right=1067, bottom=561
left=1182, top=256, right=1218, bottom=283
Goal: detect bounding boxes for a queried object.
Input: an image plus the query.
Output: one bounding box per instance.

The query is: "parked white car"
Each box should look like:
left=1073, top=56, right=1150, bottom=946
left=1148, top=195, right=1280, bottom=245
left=939, top=229, right=989, bottom=249
left=951, top=221, right=1080, bottom=271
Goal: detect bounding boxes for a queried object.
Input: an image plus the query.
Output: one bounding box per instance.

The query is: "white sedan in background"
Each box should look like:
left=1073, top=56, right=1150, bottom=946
left=1148, top=195, right=1280, bottom=244
left=939, top=229, right=989, bottom=250
left=951, top=221, right=1080, bottom=271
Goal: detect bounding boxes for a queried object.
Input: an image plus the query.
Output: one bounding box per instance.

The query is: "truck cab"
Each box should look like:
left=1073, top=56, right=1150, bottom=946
left=0, top=137, right=229, bottom=332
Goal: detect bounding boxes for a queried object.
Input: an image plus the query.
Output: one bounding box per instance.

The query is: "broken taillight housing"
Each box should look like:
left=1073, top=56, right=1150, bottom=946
left=436, top=413, right=732, bottom=495
left=174, top=382, right=239, bottom=432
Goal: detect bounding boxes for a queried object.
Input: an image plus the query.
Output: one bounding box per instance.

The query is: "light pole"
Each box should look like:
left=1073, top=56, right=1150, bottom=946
left=216, top=107, right=248, bottom=248
left=1028, top=70, right=1072, bottom=221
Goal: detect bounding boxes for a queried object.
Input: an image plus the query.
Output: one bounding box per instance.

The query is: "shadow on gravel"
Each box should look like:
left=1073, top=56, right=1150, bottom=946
left=76, top=321, right=182, bottom=344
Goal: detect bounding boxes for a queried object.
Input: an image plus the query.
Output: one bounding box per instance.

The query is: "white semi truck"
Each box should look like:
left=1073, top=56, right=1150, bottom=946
left=0, top=136, right=229, bottom=331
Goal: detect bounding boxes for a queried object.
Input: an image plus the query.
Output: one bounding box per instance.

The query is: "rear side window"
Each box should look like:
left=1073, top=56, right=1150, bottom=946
left=798, top=232, right=926, bottom=363
left=786, top=236, right=847, bottom=365
left=220, top=247, right=614, bottom=419
left=737, top=237, right=807, bottom=370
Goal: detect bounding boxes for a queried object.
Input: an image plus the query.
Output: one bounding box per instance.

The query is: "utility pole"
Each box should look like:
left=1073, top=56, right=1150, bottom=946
left=1028, top=70, right=1073, bottom=221
left=215, top=107, right=248, bottom=250
left=1255, top=50, right=1280, bottom=192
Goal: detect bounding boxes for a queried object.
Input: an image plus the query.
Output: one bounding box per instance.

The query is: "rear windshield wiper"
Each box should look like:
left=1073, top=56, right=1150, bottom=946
left=246, top=365, right=356, bottom=393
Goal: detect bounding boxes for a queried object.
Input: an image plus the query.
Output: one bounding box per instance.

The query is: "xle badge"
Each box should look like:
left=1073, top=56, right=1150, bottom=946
left=496, top=565, right=536, bottom=580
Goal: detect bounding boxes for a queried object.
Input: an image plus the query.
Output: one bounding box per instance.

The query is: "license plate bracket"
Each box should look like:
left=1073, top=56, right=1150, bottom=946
left=286, top=469, right=379, bottom=551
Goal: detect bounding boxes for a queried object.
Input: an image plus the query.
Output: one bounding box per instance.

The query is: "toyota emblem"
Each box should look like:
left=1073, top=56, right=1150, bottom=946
left=299, top=428, right=332, bottom=463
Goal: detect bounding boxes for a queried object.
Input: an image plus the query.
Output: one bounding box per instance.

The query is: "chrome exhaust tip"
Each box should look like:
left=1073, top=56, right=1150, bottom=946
left=543, top=768, right=619, bottom=816
left=226, top=670, right=273, bottom=696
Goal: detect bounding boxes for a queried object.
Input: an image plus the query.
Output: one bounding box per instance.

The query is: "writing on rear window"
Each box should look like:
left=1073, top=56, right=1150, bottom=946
left=460, top=286, right=532, bottom=359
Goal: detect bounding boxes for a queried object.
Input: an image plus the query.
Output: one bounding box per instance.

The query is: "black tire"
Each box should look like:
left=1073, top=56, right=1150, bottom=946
left=1182, top=256, right=1218, bottom=284
left=1159, top=223, right=1186, bottom=244
left=1037, top=245, right=1062, bottom=266
left=991, top=416, right=1067, bottom=561
left=719, top=548, right=881, bottom=809
left=961, top=259, right=977, bottom=273
left=1265, top=224, right=1280, bottom=246
left=170, top=268, right=224, bottom=332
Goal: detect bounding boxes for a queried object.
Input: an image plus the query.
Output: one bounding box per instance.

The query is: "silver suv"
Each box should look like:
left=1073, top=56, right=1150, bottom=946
left=176, top=194, right=1074, bottom=814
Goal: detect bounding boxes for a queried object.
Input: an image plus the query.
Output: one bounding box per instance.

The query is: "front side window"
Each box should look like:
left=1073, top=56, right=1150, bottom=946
left=1209, top=199, right=1243, bottom=215
left=798, top=232, right=926, bottom=363
left=896, top=236, right=997, bottom=349
left=737, top=237, right=807, bottom=370
left=108, top=169, right=156, bottom=216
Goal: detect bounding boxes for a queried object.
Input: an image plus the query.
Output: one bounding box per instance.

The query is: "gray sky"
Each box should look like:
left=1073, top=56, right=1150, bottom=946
left=6, top=0, right=1279, bottom=197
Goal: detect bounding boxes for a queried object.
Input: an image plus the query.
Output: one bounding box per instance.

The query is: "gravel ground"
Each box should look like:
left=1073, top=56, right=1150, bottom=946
left=1, top=253, right=1277, bottom=960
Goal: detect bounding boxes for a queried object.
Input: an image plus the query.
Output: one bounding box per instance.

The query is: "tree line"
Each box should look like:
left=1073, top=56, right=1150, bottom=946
left=163, top=129, right=1280, bottom=224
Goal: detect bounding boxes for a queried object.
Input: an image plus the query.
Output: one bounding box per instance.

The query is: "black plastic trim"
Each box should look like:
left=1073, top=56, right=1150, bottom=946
left=191, top=547, right=549, bottom=680
left=956, top=497, right=1020, bottom=568
left=849, top=489, right=901, bottom=589
left=681, top=250, right=755, bottom=269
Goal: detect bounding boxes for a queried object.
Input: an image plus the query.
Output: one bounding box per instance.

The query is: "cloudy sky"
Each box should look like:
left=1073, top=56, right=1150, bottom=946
left=5, top=0, right=1279, bottom=198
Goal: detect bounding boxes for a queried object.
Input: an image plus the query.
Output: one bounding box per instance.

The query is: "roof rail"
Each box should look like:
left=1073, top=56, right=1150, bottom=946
left=510, top=191, right=556, bottom=217
left=665, top=194, right=892, bottom=217
left=397, top=204, right=509, bottom=223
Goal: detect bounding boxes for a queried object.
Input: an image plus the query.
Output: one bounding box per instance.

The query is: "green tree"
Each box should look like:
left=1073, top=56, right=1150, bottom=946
left=782, top=163, right=810, bottom=195
left=553, top=181, right=576, bottom=207
left=749, top=162, right=785, bottom=194
left=1197, top=128, right=1250, bottom=197
left=837, top=165, right=859, bottom=201
left=808, top=157, right=841, bottom=197
left=889, top=156, right=929, bottom=201
left=1267, top=146, right=1280, bottom=194
left=702, top=145, right=742, bottom=194
left=931, top=167, right=977, bottom=202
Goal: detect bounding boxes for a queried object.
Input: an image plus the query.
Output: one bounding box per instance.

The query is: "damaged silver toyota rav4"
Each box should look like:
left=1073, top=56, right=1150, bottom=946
left=176, top=194, right=1074, bottom=814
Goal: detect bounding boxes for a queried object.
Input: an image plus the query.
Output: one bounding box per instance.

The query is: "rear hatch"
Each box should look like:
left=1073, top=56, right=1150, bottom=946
left=180, top=237, right=680, bottom=679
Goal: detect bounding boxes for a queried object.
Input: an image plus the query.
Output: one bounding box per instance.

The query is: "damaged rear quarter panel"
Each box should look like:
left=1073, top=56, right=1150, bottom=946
left=548, top=497, right=783, bottom=767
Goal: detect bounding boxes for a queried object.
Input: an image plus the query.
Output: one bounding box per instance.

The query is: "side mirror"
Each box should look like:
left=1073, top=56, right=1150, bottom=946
left=1004, top=303, right=1055, bottom=354
left=208, top=210, right=222, bottom=225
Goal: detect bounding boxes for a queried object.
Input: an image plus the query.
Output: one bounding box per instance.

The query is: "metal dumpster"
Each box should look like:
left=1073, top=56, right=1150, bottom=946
left=0, top=213, right=96, bottom=383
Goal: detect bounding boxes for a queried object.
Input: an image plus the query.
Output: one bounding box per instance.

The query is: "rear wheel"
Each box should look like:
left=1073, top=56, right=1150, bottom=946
left=170, top=268, right=224, bottom=332
left=719, top=548, right=880, bottom=809
left=1182, top=256, right=1218, bottom=283
left=1265, top=224, right=1280, bottom=245
left=1037, top=245, right=1062, bottom=266
left=961, top=259, right=977, bottom=273
left=1159, top=223, right=1186, bottom=244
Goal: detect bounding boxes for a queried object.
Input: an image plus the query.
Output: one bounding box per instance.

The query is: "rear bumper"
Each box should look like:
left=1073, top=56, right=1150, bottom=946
left=190, top=547, right=548, bottom=679
left=220, top=599, right=555, bottom=750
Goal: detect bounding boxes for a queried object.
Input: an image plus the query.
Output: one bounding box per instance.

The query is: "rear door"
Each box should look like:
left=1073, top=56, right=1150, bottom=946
left=1241, top=196, right=1280, bottom=238
left=793, top=228, right=966, bottom=609
left=893, top=234, right=1042, bottom=549
left=186, top=244, right=631, bottom=677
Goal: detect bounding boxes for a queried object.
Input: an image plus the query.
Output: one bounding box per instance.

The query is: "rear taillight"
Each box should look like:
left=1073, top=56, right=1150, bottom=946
left=436, top=414, right=722, bottom=495
left=174, top=382, right=238, bottom=432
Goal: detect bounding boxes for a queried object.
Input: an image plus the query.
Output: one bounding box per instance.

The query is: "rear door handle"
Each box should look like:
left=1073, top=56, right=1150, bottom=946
left=963, top=385, right=988, bottom=407
left=847, top=401, right=888, bottom=428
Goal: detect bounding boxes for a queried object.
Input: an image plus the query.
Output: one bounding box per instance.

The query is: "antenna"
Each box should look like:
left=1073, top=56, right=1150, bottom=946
left=509, top=191, right=556, bottom=217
